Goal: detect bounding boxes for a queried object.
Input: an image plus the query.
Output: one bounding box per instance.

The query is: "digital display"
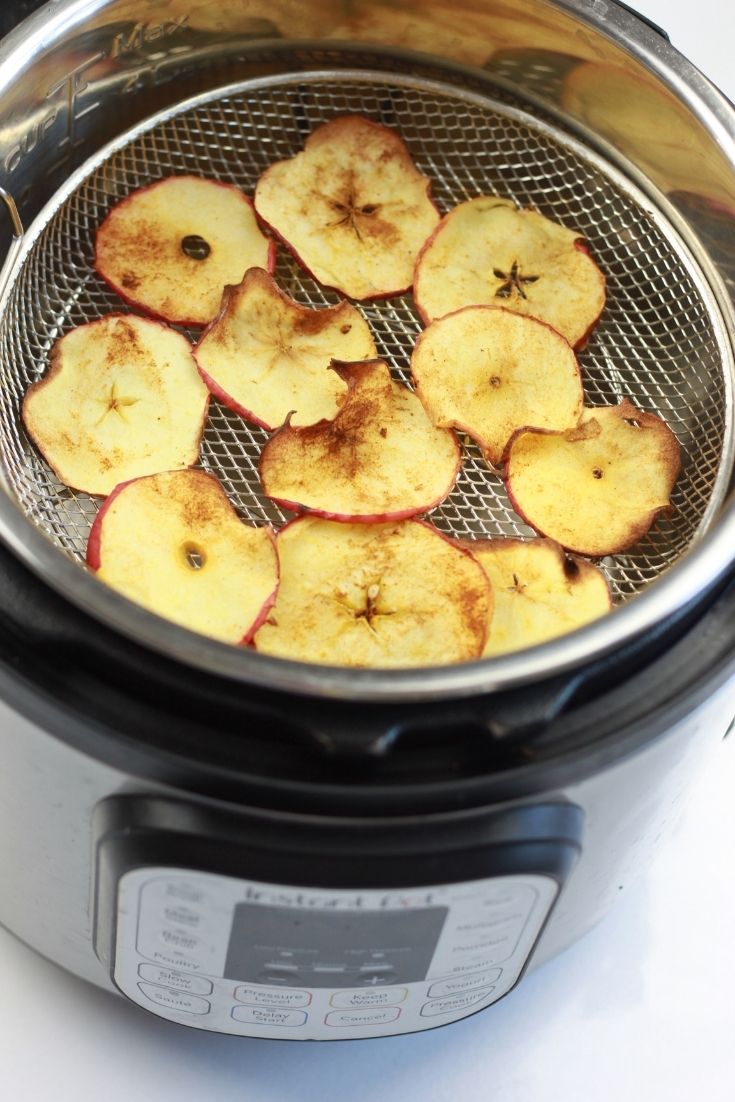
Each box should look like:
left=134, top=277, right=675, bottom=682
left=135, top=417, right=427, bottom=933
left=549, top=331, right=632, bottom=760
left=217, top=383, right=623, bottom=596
left=224, top=903, right=449, bottom=987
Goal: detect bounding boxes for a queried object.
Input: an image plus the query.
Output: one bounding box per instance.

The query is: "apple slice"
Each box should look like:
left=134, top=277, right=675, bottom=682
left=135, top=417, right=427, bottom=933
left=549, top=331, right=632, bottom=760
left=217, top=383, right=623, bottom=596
left=193, top=267, right=377, bottom=429
left=411, top=305, right=583, bottom=466
left=95, top=176, right=275, bottom=327
left=506, top=399, right=681, bottom=556
left=414, top=196, right=606, bottom=347
left=22, top=314, right=209, bottom=496
left=254, top=115, right=440, bottom=300
left=253, top=516, right=491, bottom=666
left=461, top=537, right=611, bottom=656
left=87, top=469, right=278, bottom=644
left=260, top=358, right=461, bottom=521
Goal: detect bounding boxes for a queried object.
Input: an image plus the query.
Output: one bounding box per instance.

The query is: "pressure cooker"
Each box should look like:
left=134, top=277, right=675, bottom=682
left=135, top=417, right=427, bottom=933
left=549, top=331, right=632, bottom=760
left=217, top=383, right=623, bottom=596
left=0, top=0, right=733, bottom=1040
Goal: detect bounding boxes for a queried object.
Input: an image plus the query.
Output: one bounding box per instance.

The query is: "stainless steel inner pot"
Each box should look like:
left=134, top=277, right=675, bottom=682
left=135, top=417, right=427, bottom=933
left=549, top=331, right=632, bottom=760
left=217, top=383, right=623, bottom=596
left=0, top=0, right=733, bottom=700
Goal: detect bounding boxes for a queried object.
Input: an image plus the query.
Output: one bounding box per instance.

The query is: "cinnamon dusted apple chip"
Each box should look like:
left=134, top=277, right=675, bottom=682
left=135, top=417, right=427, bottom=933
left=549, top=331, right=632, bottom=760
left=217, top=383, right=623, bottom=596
left=411, top=305, right=583, bottom=466
left=260, top=358, right=460, bottom=521
left=87, top=469, right=279, bottom=644
left=414, top=196, right=605, bottom=347
left=254, top=115, right=440, bottom=299
left=506, top=399, right=681, bottom=555
left=462, top=537, right=611, bottom=656
left=193, top=268, right=376, bottom=429
left=22, top=314, right=209, bottom=496
left=95, top=176, right=275, bottom=326
left=254, top=516, right=491, bottom=667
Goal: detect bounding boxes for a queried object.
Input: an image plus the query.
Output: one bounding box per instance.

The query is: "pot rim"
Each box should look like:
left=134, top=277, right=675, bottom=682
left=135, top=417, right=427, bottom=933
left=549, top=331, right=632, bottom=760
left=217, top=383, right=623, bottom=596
left=0, top=1, right=734, bottom=702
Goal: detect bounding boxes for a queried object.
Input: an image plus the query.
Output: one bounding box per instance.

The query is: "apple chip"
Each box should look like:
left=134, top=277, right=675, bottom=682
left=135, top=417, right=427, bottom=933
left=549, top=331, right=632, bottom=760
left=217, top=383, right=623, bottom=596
left=506, top=399, right=681, bottom=555
left=87, top=469, right=279, bottom=644
left=95, top=176, right=275, bottom=326
left=193, top=268, right=377, bottom=429
left=260, top=358, right=460, bottom=520
left=254, top=516, right=491, bottom=667
left=411, top=305, right=583, bottom=465
left=463, top=537, right=611, bottom=656
left=254, top=115, right=440, bottom=299
left=22, top=314, right=209, bottom=496
left=414, top=196, right=606, bottom=347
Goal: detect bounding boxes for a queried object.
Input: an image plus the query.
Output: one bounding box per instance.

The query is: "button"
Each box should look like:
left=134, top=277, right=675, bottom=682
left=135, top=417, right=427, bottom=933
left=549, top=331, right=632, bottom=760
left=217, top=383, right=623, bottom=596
left=455, top=912, right=524, bottom=934
left=482, top=891, right=525, bottom=907
left=357, top=965, right=398, bottom=986
left=446, top=957, right=503, bottom=975
left=138, top=964, right=213, bottom=996
left=137, top=982, right=211, bottom=1015
left=325, top=1007, right=401, bottom=1028
left=234, top=986, right=311, bottom=1009
left=144, top=950, right=204, bottom=972
left=256, top=964, right=301, bottom=986
left=420, top=987, right=495, bottom=1017
left=330, top=988, right=408, bottom=1009
left=231, top=1005, right=307, bottom=1028
left=428, top=969, right=501, bottom=999
left=161, top=904, right=204, bottom=928
left=449, top=938, right=516, bottom=966
left=451, top=931, right=516, bottom=954
left=164, top=883, right=206, bottom=904
left=157, top=928, right=206, bottom=953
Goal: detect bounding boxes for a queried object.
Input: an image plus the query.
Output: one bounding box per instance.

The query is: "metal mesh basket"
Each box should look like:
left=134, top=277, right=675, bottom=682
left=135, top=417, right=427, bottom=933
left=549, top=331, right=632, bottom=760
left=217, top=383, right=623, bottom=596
left=0, top=69, right=731, bottom=606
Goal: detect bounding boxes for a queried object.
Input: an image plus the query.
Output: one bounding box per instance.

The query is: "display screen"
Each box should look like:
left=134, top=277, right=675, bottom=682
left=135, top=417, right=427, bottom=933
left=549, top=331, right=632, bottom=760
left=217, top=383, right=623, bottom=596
left=224, top=903, right=449, bottom=987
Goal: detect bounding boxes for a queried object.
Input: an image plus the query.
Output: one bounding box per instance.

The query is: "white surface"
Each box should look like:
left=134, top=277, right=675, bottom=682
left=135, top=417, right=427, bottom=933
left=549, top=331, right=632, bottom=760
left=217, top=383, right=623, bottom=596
left=1, top=1, right=734, bottom=1098
left=1, top=733, right=733, bottom=1100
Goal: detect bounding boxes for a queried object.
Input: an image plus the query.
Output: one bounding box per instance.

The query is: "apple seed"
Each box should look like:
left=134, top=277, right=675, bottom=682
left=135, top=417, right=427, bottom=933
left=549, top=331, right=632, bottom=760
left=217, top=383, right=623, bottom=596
left=181, top=234, right=212, bottom=260
left=181, top=540, right=207, bottom=570
left=492, top=260, right=540, bottom=301
left=96, top=380, right=140, bottom=424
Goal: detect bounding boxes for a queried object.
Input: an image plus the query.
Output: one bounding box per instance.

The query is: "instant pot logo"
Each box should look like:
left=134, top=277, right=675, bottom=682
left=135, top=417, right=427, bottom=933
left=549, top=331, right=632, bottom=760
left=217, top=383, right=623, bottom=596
left=243, top=886, right=437, bottom=909
left=110, top=16, right=190, bottom=58
left=3, top=17, right=190, bottom=177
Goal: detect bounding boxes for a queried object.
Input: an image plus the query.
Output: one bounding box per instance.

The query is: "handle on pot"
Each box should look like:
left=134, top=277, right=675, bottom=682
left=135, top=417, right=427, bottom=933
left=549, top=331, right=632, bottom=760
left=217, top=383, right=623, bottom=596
left=0, top=187, right=24, bottom=302
left=610, top=0, right=669, bottom=40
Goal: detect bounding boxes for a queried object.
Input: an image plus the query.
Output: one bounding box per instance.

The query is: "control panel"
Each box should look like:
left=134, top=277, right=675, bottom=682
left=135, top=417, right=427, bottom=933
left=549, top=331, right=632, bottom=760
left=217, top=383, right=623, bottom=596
left=113, top=869, right=559, bottom=1039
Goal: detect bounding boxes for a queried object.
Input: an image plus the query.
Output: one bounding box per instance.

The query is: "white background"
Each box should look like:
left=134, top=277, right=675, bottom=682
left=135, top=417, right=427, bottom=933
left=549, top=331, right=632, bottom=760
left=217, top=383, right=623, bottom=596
left=1, top=0, right=734, bottom=1099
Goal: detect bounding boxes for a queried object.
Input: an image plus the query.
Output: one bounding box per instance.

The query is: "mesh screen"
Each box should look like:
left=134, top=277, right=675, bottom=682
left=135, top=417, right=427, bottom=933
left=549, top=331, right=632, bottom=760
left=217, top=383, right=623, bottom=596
left=0, top=72, right=729, bottom=603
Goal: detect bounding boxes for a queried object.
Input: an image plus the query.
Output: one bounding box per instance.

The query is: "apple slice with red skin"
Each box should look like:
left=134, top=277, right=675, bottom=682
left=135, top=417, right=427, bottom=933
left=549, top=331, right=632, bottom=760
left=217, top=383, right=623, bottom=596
left=411, top=305, right=583, bottom=466
left=87, top=469, right=279, bottom=644
left=414, top=196, right=606, bottom=348
left=95, top=176, right=275, bottom=327
left=193, top=267, right=377, bottom=430
left=506, top=399, right=681, bottom=556
left=260, top=358, right=461, bottom=521
left=460, top=537, right=611, bottom=656
left=254, top=115, right=440, bottom=300
left=22, top=313, right=209, bottom=497
left=254, top=516, right=491, bottom=667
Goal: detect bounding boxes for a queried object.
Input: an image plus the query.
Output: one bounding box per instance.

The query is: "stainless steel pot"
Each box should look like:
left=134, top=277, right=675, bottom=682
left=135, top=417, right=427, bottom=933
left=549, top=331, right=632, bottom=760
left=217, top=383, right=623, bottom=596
left=0, top=0, right=733, bottom=700
left=0, top=0, right=734, bottom=1044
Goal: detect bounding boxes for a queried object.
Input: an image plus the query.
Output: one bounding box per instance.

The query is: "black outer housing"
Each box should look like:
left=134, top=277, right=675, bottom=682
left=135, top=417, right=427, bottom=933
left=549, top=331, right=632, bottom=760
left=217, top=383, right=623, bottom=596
left=0, top=535, right=734, bottom=817
left=0, top=0, right=719, bottom=827
left=94, top=795, right=583, bottom=997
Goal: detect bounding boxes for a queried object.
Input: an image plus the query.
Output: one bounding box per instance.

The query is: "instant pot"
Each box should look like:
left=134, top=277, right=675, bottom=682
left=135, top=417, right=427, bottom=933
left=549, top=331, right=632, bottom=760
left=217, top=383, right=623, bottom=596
left=0, top=0, right=734, bottom=1041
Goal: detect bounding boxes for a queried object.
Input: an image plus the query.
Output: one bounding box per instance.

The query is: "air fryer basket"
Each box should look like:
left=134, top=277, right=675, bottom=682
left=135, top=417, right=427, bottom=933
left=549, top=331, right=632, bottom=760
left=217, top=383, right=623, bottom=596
left=0, top=6, right=733, bottom=700
left=0, top=68, right=732, bottom=594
